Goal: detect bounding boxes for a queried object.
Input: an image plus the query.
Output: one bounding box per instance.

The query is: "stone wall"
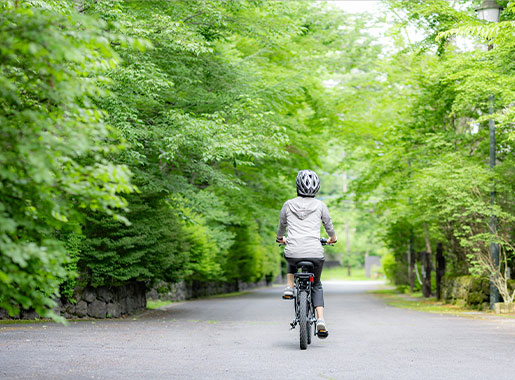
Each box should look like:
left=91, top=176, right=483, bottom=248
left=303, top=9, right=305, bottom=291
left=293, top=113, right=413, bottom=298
left=146, top=279, right=268, bottom=302
left=62, top=282, right=146, bottom=319
left=441, top=275, right=490, bottom=309
left=441, top=276, right=515, bottom=310
left=1, top=279, right=270, bottom=320
left=0, top=282, right=146, bottom=321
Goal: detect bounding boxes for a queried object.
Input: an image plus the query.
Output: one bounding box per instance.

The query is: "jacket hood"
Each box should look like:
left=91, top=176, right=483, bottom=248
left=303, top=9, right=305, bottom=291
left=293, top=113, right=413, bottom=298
left=288, top=197, right=318, bottom=220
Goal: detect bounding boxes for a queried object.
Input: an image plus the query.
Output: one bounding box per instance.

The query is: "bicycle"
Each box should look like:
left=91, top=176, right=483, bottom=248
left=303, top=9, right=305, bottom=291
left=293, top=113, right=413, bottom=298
left=280, top=238, right=333, bottom=350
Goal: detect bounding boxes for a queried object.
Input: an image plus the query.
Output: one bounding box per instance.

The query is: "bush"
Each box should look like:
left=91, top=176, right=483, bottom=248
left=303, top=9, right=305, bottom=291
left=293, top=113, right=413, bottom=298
left=224, top=222, right=271, bottom=283
left=80, top=194, right=187, bottom=286
left=382, top=252, right=399, bottom=284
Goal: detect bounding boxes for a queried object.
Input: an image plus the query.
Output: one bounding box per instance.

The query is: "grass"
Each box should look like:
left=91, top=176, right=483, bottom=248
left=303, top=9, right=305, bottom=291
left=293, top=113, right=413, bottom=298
left=207, top=290, right=250, bottom=299
left=322, top=266, right=383, bottom=281
left=370, top=288, right=515, bottom=319
left=371, top=288, right=468, bottom=314
left=146, top=291, right=251, bottom=310
left=146, top=299, right=173, bottom=309
left=0, top=316, right=102, bottom=325
left=0, top=318, right=53, bottom=325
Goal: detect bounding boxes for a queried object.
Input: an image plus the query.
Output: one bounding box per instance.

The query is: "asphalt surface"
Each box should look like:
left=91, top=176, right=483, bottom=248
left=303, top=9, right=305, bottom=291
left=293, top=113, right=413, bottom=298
left=1, top=281, right=514, bottom=380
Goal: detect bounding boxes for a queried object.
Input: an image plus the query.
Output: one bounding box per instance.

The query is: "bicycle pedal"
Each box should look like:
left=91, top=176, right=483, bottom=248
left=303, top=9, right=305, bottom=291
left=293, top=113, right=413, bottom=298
left=282, top=295, right=293, bottom=300
left=317, top=330, right=329, bottom=339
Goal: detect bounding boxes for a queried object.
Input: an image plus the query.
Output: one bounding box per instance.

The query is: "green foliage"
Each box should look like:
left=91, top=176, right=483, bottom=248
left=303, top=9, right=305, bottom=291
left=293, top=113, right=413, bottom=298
left=58, top=230, right=83, bottom=303
left=1, top=0, right=408, bottom=320
left=181, top=216, right=223, bottom=282
left=224, top=223, right=266, bottom=283
left=381, top=253, right=398, bottom=284
left=0, top=2, right=135, bottom=319
left=80, top=194, right=187, bottom=286
left=339, top=1, right=515, bottom=296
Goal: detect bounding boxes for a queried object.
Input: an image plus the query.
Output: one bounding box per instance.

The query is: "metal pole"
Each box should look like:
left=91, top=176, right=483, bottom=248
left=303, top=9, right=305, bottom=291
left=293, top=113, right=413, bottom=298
left=476, top=0, right=502, bottom=309
left=488, top=94, right=500, bottom=308
left=342, top=169, right=349, bottom=270
left=407, top=160, right=414, bottom=292
left=345, top=220, right=351, bottom=276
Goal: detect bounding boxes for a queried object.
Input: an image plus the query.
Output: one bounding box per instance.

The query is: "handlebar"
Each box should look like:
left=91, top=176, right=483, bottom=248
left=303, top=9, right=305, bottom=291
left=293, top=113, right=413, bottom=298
left=277, top=238, right=336, bottom=247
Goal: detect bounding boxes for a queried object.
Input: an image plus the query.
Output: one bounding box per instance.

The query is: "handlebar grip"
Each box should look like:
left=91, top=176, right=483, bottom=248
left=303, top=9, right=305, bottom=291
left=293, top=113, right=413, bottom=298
left=320, top=238, right=336, bottom=246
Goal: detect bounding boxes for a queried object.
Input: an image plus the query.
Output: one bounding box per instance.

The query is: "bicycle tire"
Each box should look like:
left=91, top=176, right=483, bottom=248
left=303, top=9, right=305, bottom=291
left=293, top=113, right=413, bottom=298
left=307, top=316, right=312, bottom=345
left=299, top=290, right=308, bottom=350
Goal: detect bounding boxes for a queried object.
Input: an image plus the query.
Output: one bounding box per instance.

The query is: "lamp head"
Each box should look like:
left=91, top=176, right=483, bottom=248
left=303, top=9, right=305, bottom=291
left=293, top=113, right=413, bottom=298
left=476, top=0, right=502, bottom=23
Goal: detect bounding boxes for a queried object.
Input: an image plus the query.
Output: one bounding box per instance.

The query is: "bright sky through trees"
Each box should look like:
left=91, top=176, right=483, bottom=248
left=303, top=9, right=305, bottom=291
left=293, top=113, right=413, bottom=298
left=327, top=0, right=383, bottom=14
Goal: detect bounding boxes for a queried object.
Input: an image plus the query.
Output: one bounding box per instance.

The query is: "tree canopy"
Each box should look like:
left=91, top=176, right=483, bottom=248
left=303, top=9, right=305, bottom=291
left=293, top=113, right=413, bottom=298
left=1, top=0, right=382, bottom=319
left=2, top=0, right=514, bottom=319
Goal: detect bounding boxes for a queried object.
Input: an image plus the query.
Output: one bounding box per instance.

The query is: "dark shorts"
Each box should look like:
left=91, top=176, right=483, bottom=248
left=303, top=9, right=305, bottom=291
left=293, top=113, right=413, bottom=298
left=285, top=256, right=325, bottom=308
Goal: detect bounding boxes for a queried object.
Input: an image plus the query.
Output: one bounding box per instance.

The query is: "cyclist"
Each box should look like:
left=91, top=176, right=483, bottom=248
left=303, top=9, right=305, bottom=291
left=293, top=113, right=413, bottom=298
left=276, top=169, right=337, bottom=338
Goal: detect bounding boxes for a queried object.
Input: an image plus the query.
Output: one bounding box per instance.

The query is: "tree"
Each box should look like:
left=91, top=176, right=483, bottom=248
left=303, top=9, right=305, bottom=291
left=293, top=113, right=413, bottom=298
left=336, top=0, right=515, bottom=304
left=0, top=1, right=135, bottom=319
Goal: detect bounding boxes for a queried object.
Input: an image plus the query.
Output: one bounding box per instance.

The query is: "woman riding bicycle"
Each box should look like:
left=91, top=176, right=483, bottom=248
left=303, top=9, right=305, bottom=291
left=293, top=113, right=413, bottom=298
left=276, top=169, right=337, bottom=338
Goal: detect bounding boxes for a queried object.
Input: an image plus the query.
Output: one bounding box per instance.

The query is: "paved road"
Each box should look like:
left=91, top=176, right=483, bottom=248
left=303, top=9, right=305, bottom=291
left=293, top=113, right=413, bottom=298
left=1, top=281, right=514, bottom=380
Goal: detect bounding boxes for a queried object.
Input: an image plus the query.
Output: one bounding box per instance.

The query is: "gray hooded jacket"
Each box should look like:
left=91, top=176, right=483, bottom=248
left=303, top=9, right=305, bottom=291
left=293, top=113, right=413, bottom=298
left=277, top=196, right=335, bottom=259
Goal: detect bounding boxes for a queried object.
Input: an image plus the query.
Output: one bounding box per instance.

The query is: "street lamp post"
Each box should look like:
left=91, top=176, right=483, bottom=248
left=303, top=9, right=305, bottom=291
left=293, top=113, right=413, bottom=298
left=475, top=0, right=502, bottom=309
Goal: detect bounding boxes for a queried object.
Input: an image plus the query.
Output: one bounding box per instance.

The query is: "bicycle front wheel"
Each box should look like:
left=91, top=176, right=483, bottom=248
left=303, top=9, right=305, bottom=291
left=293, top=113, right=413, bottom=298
left=299, top=290, right=308, bottom=350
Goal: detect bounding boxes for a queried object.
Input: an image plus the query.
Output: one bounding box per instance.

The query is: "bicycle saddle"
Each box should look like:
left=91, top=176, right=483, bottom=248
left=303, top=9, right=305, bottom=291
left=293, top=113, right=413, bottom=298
left=296, top=261, right=314, bottom=270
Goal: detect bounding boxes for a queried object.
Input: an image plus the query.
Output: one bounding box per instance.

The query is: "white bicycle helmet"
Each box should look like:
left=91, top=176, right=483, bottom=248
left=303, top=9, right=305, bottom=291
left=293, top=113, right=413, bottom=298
left=296, top=169, right=320, bottom=197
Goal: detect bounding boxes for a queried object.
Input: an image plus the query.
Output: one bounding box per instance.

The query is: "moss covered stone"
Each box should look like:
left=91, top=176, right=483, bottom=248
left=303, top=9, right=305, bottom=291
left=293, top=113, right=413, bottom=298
left=441, top=275, right=489, bottom=308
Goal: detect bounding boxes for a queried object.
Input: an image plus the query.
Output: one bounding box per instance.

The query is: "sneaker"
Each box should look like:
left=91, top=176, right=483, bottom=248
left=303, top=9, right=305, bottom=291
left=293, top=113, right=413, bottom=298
left=317, top=319, right=329, bottom=339
left=282, top=287, right=294, bottom=300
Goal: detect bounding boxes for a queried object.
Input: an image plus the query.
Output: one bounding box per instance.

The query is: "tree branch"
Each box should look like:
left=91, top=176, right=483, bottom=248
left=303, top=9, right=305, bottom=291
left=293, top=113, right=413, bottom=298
left=183, top=11, right=204, bottom=23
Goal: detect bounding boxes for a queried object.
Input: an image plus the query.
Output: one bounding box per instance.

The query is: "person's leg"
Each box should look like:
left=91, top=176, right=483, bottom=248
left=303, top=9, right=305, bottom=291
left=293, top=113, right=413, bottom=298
left=310, top=258, right=325, bottom=311
left=310, top=258, right=328, bottom=336
left=286, top=259, right=298, bottom=287
left=316, top=306, right=325, bottom=320
left=283, top=259, right=298, bottom=299
left=286, top=273, right=294, bottom=288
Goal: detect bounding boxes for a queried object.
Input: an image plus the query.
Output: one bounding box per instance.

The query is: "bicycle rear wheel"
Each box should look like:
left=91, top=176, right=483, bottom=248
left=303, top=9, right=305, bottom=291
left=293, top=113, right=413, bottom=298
left=307, top=297, right=313, bottom=345
left=299, top=290, right=308, bottom=350
left=307, top=317, right=312, bottom=345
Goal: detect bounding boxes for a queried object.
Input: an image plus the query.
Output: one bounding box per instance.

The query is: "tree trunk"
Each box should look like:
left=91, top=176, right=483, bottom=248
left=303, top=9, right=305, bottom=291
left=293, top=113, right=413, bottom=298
left=422, top=224, right=433, bottom=297
left=408, top=234, right=415, bottom=292
left=345, top=214, right=351, bottom=277
left=435, top=242, right=445, bottom=300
